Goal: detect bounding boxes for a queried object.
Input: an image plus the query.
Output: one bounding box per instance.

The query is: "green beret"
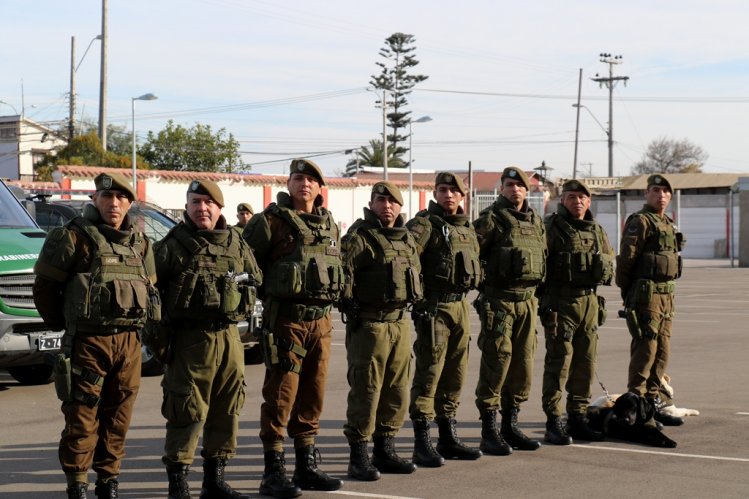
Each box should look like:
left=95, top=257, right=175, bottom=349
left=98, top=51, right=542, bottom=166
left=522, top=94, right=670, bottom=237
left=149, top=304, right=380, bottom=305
left=561, top=179, right=591, bottom=197
left=647, top=174, right=672, bottom=193
left=372, top=181, right=404, bottom=206
left=435, top=171, right=466, bottom=195
left=187, top=179, right=225, bottom=207
left=289, top=158, right=325, bottom=186
left=236, top=202, right=254, bottom=214
left=94, top=172, right=136, bottom=201
left=501, top=166, right=530, bottom=190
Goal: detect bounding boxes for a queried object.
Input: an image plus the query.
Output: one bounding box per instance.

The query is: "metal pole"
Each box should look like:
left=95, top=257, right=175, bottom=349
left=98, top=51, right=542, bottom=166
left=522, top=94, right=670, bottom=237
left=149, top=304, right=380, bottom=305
left=730, top=189, right=735, bottom=267
left=98, top=0, right=108, bottom=150
left=573, top=68, right=582, bottom=179
left=408, top=121, right=413, bottom=217
left=69, top=36, right=76, bottom=141
left=676, top=189, right=681, bottom=228
left=616, top=190, right=621, bottom=255
left=608, top=62, right=614, bottom=177
left=131, top=97, right=137, bottom=191
left=382, top=88, right=388, bottom=180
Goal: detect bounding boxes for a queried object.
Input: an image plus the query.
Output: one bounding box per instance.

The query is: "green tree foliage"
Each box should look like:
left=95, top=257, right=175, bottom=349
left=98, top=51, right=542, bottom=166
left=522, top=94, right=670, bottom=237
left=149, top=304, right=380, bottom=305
left=370, top=32, right=428, bottom=166
left=34, top=132, right=134, bottom=181
left=78, top=120, right=133, bottom=156
left=632, top=137, right=707, bottom=174
left=139, top=120, right=245, bottom=173
left=344, top=139, right=405, bottom=177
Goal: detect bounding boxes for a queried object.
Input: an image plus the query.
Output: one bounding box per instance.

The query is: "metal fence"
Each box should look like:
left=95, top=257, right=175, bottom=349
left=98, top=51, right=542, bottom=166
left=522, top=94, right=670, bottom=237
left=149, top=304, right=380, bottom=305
left=471, top=191, right=545, bottom=219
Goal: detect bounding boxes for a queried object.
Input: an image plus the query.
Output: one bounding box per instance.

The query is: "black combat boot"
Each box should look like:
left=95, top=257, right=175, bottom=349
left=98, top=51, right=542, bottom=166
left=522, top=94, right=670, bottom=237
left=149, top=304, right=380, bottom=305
left=372, top=436, right=417, bottom=474
left=200, top=458, right=249, bottom=499
left=94, top=478, right=119, bottom=499
left=259, top=451, right=301, bottom=499
left=411, top=419, right=445, bottom=467
left=66, top=482, right=88, bottom=499
left=544, top=416, right=572, bottom=445
left=500, top=408, right=541, bottom=451
left=167, top=465, right=191, bottom=499
left=479, top=410, right=512, bottom=456
left=566, top=413, right=604, bottom=442
left=435, top=416, right=482, bottom=460
left=348, top=441, right=381, bottom=482
left=654, top=411, right=685, bottom=427
left=292, top=445, right=343, bottom=491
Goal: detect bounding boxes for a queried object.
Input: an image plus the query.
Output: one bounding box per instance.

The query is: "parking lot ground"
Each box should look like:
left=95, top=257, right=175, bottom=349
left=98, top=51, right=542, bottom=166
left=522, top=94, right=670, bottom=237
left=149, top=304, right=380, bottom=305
left=1, top=260, right=748, bottom=498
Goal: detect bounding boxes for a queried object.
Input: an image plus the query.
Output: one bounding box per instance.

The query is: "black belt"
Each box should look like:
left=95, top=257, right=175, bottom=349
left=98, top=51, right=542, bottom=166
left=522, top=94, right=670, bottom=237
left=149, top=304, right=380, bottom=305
left=274, top=301, right=333, bottom=322
left=426, top=291, right=467, bottom=303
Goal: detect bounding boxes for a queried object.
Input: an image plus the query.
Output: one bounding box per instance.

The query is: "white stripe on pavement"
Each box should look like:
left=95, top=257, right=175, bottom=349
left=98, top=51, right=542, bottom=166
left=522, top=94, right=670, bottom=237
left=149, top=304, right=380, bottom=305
left=573, top=444, right=749, bottom=462
left=330, top=491, right=423, bottom=499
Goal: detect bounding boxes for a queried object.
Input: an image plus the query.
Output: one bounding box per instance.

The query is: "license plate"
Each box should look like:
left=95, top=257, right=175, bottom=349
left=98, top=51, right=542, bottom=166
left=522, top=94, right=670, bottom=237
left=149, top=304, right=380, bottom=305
left=38, top=333, right=64, bottom=351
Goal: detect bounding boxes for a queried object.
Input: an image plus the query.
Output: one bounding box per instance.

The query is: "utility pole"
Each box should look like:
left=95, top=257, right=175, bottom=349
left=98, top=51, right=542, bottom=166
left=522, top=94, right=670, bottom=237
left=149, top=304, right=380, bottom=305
left=98, top=0, right=108, bottom=150
left=69, top=36, right=76, bottom=141
left=591, top=53, right=628, bottom=177
left=572, top=68, right=582, bottom=179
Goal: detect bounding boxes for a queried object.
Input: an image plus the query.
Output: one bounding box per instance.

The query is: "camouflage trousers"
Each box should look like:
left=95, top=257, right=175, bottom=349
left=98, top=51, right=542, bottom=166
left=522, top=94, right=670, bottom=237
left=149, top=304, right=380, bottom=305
left=541, top=293, right=600, bottom=418
left=162, top=324, right=245, bottom=466
left=409, top=299, right=471, bottom=421
left=474, top=295, right=538, bottom=412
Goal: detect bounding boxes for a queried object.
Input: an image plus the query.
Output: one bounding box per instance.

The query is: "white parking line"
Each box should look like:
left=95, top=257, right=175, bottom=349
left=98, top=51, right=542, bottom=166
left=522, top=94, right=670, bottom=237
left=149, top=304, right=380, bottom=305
left=572, top=444, right=749, bottom=462
left=330, top=492, right=423, bottom=499
left=737, top=412, right=749, bottom=416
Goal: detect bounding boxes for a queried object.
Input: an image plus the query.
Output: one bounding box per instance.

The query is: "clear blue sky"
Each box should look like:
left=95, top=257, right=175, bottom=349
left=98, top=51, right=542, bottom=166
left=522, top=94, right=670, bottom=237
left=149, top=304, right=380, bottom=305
left=3, top=0, right=748, bottom=178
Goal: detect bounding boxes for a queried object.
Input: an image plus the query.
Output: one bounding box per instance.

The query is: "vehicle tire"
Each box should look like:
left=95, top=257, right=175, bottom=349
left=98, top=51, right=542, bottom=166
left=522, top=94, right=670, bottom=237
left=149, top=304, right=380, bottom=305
left=244, top=343, right=264, bottom=365
left=141, top=345, right=164, bottom=377
left=7, top=364, right=54, bottom=385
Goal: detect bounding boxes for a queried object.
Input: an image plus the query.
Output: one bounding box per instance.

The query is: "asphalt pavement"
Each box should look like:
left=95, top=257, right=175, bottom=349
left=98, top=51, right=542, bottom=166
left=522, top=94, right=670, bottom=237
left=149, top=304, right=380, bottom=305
left=1, top=260, right=748, bottom=498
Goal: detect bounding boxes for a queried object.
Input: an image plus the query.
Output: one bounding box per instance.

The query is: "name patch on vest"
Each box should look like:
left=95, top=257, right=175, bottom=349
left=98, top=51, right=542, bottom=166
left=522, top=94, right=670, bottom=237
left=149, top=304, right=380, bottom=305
left=102, top=256, right=120, bottom=266
left=197, top=257, right=217, bottom=268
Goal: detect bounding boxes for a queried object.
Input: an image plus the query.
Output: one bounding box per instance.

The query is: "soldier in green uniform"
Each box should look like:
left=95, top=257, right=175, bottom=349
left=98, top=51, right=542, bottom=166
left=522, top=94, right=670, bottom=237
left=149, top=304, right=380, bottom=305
left=473, top=166, right=546, bottom=455
left=235, top=203, right=254, bottom=229
left=616, top=174, right=685, bottom=427
left=243, top=159, right=343, bottom=498
left=341, top=181, right=423, bottom=480
left=154, top=179, right=261, bottom=499
left=407, top=172, right=483, bottom=467
left=540, top=180, right=614, bottom=445
left=33, top=172, right=159, bottom=499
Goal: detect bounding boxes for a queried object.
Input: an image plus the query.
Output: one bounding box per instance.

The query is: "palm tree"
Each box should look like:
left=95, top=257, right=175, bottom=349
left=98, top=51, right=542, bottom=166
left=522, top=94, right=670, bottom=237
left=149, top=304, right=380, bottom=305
left=344, top=139, right=405, bottom=177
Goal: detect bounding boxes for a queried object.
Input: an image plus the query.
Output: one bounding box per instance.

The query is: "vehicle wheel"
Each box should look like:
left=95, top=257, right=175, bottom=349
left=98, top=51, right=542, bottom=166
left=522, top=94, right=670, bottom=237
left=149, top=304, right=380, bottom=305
left=244, top=343, right=264, bottom=365
left=7, top=364, right=54, bottom=385
left=141, top=345, right=164, bottom=377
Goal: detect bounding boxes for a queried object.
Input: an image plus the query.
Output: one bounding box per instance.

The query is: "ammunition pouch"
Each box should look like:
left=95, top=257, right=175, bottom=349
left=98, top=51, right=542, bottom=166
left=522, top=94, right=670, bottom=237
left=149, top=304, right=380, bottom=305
left=625, top=308, right=641, bottom=340
left=261, top=329, right=307, bottom=374
left=597, top=295, right=607, bottom=326
left=628, top=279, right=655, bottom=309
left=48, top=352, right=103, bottom=407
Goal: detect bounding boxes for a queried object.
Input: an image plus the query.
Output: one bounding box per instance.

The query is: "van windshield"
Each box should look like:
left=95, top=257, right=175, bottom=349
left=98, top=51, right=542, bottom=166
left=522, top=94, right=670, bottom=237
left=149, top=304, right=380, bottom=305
left=0, top=182, right=38, bottom=229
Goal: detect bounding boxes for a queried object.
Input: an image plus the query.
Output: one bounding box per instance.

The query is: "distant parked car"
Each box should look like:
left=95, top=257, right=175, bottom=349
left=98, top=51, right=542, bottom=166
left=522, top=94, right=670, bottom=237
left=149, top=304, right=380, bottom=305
left=30, top=196, right=263, bottom=375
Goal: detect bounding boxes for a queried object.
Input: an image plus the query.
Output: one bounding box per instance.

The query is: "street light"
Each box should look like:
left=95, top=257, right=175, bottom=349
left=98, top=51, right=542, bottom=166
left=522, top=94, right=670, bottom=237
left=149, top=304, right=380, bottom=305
left=408, top=115, right=433, bottom=217
left=131, top=93, right=158, bottom=191
left=0, top=100, right=20, bottom=115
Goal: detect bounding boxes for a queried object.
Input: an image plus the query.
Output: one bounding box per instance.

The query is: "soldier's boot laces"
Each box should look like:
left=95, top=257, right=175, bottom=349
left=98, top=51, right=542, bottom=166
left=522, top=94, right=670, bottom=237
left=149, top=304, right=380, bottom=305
left=372, top=436, right=417, bottom=474
left=200, top=458, right=249, bottom=499
left=167, top=465, right=191, bottom=499
left=411, top=419, right=445, bottom=467
left=435, top=416, right=482, bottom=460
left=66, top=482, right=88, bottom=499
left=292, top=445, right=343, bottom=491
left=544, top=416, right=573, bottom=445
left=566, top=413, right=604, bottom=441
left=94, top=478, right=119, bottom=499
left=479, top=410, right=512, bottom=456
left=500, top=408, right=541, bottom=451
left=259, top=451, right=302, bottom=499
left=348, top=441, right=381, bottom=482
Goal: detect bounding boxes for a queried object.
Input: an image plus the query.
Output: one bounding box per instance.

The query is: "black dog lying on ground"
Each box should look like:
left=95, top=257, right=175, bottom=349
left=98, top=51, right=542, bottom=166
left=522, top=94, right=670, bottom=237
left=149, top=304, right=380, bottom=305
left=587, top=392, right=677, bottom=448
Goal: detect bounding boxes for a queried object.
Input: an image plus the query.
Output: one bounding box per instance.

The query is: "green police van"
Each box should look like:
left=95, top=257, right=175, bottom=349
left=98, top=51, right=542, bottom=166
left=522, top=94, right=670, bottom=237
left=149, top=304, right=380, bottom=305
left=0, top=179, right=58, bottom=385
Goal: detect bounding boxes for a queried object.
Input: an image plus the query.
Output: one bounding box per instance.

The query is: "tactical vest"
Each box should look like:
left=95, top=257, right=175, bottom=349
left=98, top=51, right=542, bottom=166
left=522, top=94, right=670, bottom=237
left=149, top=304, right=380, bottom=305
left=351, top=223, right=423, bottom=307
left=546, top=213, right=613, bottom=287
left=483, top=204, right=546, bottom=287
left=263, top=204, right=343, bottom=303
left=417, top=211, right=482, bottom=293
left=63, top=217, right=156, bottom=333
left=630, top=210, right=682, bottom=282
left=165, top=224, right=257, bottom=322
